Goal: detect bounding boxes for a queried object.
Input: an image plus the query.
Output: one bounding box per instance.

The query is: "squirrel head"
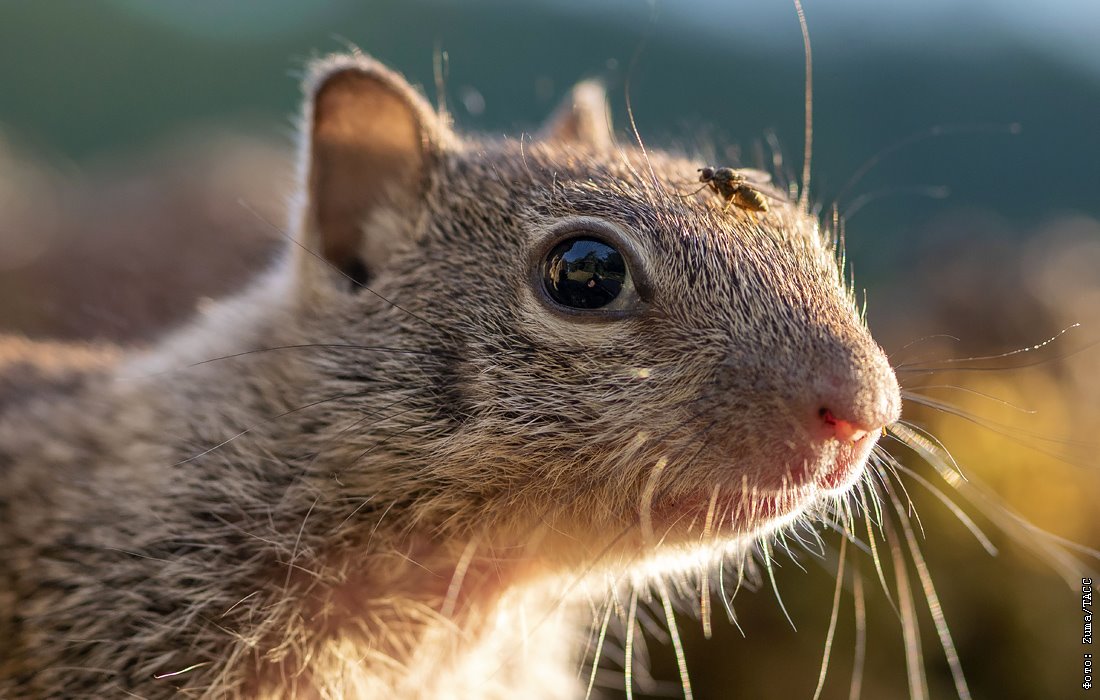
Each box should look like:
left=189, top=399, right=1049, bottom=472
left=286, top=52, right=900, bottom=579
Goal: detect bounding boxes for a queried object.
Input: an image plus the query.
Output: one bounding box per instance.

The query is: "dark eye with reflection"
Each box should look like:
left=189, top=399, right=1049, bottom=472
left=542, top=237, right=627, bottom=309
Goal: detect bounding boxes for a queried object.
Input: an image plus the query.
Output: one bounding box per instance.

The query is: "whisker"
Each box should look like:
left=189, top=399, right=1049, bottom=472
left=879, top=447, right=997, bottom=556
left=172, top=389, right=372, bottom=467
left=899, top=396, right=1095, bottom=467
left=841, top=184, right=949, bottom=222
left=861, top=472, right=890, bottom=533
left=344, top=407, right=426, bottom=468
left=331, top=495, right=375, bottom=533
left=857, top=485, right=899, bottom=618
left=901, top=384, right=1036, bottom=415
left=811, top=536, right=847, bottom=700
left=200, top=343, right=457, bottom=366
left=634, top=598, right=671, bottom=645
left=894, top=323, right=1090, bottom=372
left=491, top=524, right=636, bottom=683
left=320, top=394, right=415, bottom=482
left=894, top=420, right=1100, bottom=580
left=440, top=536, right=480, bottom=619
left=839, top=495, right=858, bottom=537
left=366, top=500, right=398, bottom=550
left=763, top=129, right=792, bottom=198
left=793, top=0, right=813, bottom=209
left=848, top=565, right=866, bottom=700
left=820, top=517, right=874, bottom=559
left=889, top=333, right=961, bottom=364
left=831, top=122, right=1020, bottom=210
left=884, top=516, right=929, bottom=700
left=873, top=450, right=925, bottom=539
left=623, top=0, right=662, bottom=197
left=776, top=530, right=809, bottom=573
left=636, top=408, right=720, bottom=543
left=623, top=587, right=640, bottom=700
left=889, top=422, right=965, bottom=479
left=797, top=519, right=828, bottom=559
left=717, top=558, right=745, bottom=635
left=584, top=599, right=615, bottom=700
left=638, top=456, right=670, bottom=544
left=761, top=540, right=796, bottom=631
left=939, top=466, right=1099, bottom=586
left=700, top=485, right=721, bottom=639
left=655, top=576, right=693, bottom=700
left=282, top=494, right=320, bottom=591
left=887, top=488, right=972, bottom=700
left=574, top=596, right=600, bottom=677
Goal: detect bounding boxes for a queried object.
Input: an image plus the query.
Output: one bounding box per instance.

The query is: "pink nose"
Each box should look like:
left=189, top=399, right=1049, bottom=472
left=807, top=346, right=900, bottom=444
left=819, top=407, right=872, bottom=442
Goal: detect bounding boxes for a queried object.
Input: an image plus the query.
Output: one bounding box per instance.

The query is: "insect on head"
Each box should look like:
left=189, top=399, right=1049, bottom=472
left=697, top=165, right=769, bottom=215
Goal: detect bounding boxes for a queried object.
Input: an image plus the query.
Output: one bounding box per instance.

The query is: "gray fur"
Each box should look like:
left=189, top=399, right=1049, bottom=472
left=0, top=52, right=899, bottom=698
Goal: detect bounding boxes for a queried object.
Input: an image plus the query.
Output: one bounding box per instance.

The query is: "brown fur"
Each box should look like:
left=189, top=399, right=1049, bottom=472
left=0, top=51, right=899, bottom=698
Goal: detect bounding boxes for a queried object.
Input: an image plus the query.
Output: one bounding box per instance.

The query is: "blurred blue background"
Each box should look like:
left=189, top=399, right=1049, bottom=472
left=3, top=0, right=1099, bottom=261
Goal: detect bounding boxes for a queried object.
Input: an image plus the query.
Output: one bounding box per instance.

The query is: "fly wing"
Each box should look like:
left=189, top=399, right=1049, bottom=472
left=735, top=168, right=773, bottom=185
left=736, top=168, right=792, bottom=203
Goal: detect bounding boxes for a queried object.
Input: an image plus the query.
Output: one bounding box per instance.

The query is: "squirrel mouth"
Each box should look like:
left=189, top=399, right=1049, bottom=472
left=815, top=432, right=878, bottom=494
left=649, top=484, right=819, bottom=539
left=781, top=429, right=880, bottom=493
left=647, top=433, right=880, bottom=537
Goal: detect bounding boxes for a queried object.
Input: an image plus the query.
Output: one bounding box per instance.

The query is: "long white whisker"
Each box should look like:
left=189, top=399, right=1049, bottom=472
left=890, top=421, right=965, bottom=479
left=883, top=456, right=997, bottom=556
left=887, top=488, right=972, bottom=700
left=656, top=577, right=693, bottom=700
left=858, top=485, right=898, bottom=617
left=874, top=451, right=926, bottom=539
left=793, top=0, right=813, bottom=208
left=762, top=540, right=796, bottom=630
left=884, top=516, right=929, bottom=700
left=901, top=394, right=1096, bottom=463
left=849, top=566, right=867, bottom=700
left=584, top=598, right=615, bottom=700
left=902, top=384, right=1037, bottom=414
left=624, top=587, right=640, bottom=700
left=440, top=536, right=480, bottom=619
left=812, top=536, right=848, bottom=700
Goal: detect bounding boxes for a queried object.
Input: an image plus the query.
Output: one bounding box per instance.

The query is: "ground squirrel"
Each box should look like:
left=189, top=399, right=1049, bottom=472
left=0, top=51, right=901, bottom=698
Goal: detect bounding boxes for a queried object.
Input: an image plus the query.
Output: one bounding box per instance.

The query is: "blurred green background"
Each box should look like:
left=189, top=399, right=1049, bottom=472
left=1, top=1, right=1098, bottom=698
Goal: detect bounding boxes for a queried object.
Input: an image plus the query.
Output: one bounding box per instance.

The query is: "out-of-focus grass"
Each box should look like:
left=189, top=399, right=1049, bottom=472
left=0, top=132, right=285, bottom=342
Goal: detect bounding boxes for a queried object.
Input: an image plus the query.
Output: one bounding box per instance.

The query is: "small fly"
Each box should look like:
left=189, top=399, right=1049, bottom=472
left=695, top=166, right=769, bottom=215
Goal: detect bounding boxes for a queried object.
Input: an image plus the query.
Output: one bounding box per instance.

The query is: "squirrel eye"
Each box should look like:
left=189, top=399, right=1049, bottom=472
left=542, top=236, right=628, bottom=310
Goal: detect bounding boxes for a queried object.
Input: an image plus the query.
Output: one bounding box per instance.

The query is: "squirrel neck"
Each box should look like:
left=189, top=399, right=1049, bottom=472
left=46, top=268, right=583, bottom=697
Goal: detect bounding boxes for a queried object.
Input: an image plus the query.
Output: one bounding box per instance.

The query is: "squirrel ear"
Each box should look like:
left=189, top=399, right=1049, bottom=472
left=539, top=80, right=614, bottom=151
left=299, top=53, right=450, bottom=288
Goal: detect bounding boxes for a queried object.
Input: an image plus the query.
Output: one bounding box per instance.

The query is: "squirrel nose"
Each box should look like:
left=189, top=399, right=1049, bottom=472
left=819, top=408, right=870, bottom=442
left=810, top=355, right=900, bottom=443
